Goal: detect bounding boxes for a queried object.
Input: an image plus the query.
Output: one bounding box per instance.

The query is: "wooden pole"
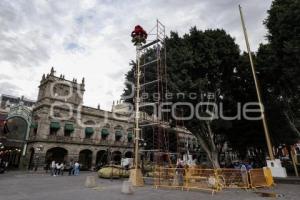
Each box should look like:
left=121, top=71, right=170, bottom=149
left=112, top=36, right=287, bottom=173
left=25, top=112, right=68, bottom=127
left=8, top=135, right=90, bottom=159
left=129, top=42, right=144, bottom=186
left=135, top=43, right=141, bottom=170
left=239, top=5, right=275, bottom=160
left=290, top=145, right=299, bottom=177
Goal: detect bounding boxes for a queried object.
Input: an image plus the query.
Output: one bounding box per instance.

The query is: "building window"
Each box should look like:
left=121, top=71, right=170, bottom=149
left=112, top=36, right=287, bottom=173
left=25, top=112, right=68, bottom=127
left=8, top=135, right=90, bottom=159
left=49, top=121, right=60, bottom=136
left=33, top=127, right=38, bottom=136
left=101, top=129, right=109, bottom=140
left=53, top=87, right=57, bottom=96
left=85, top=127, right=94, bottom=139
left=64, top=123, right=74, bottom=137
left=31, top=123, right=38, bottom=136
left=127, top=132, right=133, bottom=143
left=115, top=130, right=122, bottom=142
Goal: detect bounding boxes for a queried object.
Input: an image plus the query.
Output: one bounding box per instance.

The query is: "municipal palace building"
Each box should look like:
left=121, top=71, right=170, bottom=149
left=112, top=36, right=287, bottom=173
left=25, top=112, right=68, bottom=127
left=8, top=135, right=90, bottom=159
left=0, top=68, right=195, bottom=170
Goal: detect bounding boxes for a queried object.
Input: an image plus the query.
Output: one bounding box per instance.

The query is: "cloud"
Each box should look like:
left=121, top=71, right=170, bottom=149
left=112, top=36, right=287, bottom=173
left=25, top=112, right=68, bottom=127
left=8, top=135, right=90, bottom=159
left=64, top=42, right=85, bottom=52
left=107, top=69, right=127, bottom=80
left=0, top=81, right=21, bottom=96
left=0, top=74, right=11, bottom=80
left=0, top=0, right=273, bottom=110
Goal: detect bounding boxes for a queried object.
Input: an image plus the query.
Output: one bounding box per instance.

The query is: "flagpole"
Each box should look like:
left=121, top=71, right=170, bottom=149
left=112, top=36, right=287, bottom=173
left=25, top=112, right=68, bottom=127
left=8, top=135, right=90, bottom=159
left=239, top=5, right=275, bottom=160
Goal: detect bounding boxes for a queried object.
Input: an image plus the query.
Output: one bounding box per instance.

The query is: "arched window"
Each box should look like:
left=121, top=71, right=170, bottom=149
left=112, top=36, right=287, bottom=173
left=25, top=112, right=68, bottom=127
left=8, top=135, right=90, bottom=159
left=85, top=127, right=94, bottom=139
left=114, top=125, right=123, bottom=142
left=101, top=128, right=109, bottom=140
left=127, top=128, right=133, bottom=143
left=115, top=130, right=122, bottom=141
left=50, top=121, right=60, bottom=136
left=30, top=122, right=38, bottom=136
left=64, top=122, right=74, bottom=137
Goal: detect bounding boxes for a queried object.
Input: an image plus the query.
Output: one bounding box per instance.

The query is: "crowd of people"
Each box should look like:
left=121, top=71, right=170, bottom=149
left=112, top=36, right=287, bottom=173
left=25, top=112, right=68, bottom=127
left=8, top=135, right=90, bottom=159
left=49, top=160, right=80, bottom=176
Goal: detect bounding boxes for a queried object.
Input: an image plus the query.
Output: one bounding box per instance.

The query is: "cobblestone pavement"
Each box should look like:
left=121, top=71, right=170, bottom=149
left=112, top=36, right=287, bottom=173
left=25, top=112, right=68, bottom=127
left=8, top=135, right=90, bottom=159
left=0, top=171, right=299, bottom=200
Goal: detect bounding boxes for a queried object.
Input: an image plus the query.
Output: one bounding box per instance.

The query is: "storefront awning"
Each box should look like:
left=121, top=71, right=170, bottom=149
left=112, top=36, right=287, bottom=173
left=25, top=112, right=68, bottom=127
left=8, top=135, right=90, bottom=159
left=85, top=127, right=94, bottom=135
left=64, top=123, right=74, bottom=132
left=127, top=132, right=133, bottom=140
left=101, top=129, right=109, bottom=137
left=50, top=121, right=60, bottom=130
left=115, top=130, right=122, bottom=137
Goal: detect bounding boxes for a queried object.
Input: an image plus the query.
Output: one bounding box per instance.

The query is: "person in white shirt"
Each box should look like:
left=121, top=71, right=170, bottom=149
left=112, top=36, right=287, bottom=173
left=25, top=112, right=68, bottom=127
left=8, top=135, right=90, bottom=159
left=74, top=161, right=80, bottom=176
left=51, top=161, right=56, bottom=176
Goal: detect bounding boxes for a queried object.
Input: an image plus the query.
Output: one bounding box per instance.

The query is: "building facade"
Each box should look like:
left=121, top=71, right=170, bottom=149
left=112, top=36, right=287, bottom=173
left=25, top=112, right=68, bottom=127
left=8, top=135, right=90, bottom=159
left=26, top=68, right=136, bottom=170
left=0, top=68, right=196, bottom=170
left=0, top=95, right=35, bottom=168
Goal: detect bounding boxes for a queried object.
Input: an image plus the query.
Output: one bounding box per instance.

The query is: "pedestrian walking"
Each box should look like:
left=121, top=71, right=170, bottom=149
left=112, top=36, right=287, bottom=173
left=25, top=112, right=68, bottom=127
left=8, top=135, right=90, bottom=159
left=68, top=160, right=74, bottom=176
left=175, top=159, right=184, bottom=186
left=0, top=159, right=6, bottom=174
left=50, top=160, right=56, bottom=176
left=240, top=163, right=248, bottom=185
left=55, top=162, right=61, bottom=176
left=74, top=161, right=80, bottom=176
left=60, top=162, right=64, bottom=176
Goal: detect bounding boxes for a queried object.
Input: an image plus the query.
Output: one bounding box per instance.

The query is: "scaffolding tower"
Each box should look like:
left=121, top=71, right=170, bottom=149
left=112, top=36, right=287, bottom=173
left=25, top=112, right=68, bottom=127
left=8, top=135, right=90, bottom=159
left=134, top=20, right=176, bottom=166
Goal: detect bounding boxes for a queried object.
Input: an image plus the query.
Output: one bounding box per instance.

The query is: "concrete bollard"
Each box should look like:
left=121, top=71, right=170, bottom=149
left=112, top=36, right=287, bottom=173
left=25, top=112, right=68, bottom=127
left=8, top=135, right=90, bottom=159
left=85, top=176, right=97, bottom=188
left=121, top=180, right=133, bottom=194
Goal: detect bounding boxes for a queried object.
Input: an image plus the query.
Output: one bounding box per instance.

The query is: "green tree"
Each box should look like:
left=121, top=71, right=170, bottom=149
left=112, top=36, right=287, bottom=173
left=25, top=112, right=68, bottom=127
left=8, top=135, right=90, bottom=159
left=123, top=0, right=300, bottom=167
left=256, top=0, right=300, bottom=145
left=123, top=28, right=240, bottom=168
left=225, top=52, right=267, bottom=164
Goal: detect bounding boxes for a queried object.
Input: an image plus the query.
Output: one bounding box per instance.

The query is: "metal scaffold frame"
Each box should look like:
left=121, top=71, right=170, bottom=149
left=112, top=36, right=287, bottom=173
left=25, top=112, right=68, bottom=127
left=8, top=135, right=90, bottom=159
left=136, top=20, right=178, bottom=167
left=130, top=20, right=188, bottom=186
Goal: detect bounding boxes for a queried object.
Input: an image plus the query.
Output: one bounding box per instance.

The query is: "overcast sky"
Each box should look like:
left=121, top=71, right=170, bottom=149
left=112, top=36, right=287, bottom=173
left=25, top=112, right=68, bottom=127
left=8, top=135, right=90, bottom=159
left=0, top=0, right=272, bottom=110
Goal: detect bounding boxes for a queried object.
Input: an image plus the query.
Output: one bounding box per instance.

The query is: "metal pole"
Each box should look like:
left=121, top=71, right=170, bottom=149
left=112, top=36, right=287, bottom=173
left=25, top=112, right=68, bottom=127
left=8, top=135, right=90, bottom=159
left=134, top=43, right=142, bottom=170
left=239, top=5, right=275, bottom=160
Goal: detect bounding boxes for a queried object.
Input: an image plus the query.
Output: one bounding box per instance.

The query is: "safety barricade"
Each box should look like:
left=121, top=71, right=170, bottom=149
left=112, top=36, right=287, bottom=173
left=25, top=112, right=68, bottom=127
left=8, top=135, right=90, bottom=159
left=153, top=167, right=273, bottom=193
left=249, top=168, right=273, bottom=188
left=154, top=167, right=185, bottom=189
left=216, top=168, right=250, bottom=189
left=185, top=168, right=219, bottom=194
left=263, top=167, right=274, bottom=187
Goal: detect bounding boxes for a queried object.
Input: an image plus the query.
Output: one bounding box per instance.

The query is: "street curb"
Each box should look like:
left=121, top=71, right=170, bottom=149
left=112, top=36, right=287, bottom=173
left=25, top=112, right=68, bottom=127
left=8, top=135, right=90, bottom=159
left=274, top=177, right=300, bottom=185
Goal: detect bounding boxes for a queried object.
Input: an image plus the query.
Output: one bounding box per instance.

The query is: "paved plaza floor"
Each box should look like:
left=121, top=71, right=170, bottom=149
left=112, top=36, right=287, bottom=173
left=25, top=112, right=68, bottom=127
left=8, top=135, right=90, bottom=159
left=0, top=171, right=299, bottom=200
